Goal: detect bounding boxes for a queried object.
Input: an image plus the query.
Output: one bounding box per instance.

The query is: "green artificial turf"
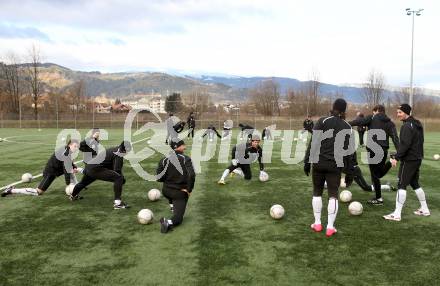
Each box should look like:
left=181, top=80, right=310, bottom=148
left=0, top=128, right=439, bottom=286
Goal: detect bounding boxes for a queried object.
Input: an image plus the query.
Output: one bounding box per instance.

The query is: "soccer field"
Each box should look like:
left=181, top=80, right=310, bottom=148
left=0, top=128, right=439, bottom=286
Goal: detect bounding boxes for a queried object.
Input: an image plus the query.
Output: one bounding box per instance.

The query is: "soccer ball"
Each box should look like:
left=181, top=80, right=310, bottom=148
left=281, top=137, right=284, bottom=141
left=148, top=188, right=161, bottom=201
left=147, top=140, right=151, bottom=144
left=339, top=190, right=352, bottom=203
left=259, top=171, right=269, bottom=182
left=65, top=184, right=75, bottom=196
left=348, top=201, right=363, bottom=216
left=293, top=138, right=298, bottom=141
left=270, top=204, right=285, bottom=219
left=137, top=209, right=154, bottom=224
left=340, top=178, right=347, bottom=189
left=21, top=173, right=33, bottom=183
left=61, top=137, right=66, bottom=141
left=434, top=154, right=440, bottom=161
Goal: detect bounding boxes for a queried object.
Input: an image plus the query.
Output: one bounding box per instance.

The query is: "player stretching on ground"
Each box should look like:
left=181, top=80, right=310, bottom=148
left=2, top=140, right=81, bottom=197
left=218, top=134, right=265, bottom=184
left=304, top=98, right=354, bottom=237
left=70, top=141, right=132, bottom=209
left=383, top=104, right=430, bottom=221
left=157, top=139, right=196, bottom=233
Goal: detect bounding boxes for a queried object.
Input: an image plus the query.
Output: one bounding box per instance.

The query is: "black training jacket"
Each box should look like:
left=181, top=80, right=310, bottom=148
left=304, top=115, right=354, bottom=169
left=303, top=119, right=314, bottom=132
left=43, top=146, right=77, bottom=184
left=232, top=143, right=264, bottom=170
left=85, top=147, right=123, bottom=174
left=80, top=138, right=100, bottom=157
left=349, top=112, right=399, bottom=150
left=156, top=151, right=196, bottom=192
left=187, top=116, right=196, bottom=128
left=395, top=116, right=424, bottom=161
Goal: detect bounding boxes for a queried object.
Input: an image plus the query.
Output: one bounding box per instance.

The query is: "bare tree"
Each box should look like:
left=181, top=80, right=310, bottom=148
left=250, top=79, right=280, bottom=116
left=363, top=70, right=385, bottom=107
left=71, top=80, right=86, bottom=126
left=0, top=53, right=22, bottom=115
left=26, top=44, right=43, bottom=120
left=304, top=70, right=320, bottom=116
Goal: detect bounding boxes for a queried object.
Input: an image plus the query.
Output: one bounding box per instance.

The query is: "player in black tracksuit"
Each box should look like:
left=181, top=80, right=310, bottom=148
left=355, top=112, right=367, bottom=146
left=218, top=135, right=264, bottom=184
left=1, top=140, right=81, bottom=197
left=349, top=105, right=399, bottom=205
left=71, top=141, right=132, bottom=209
left=202, top=124, right=222, bottom=140
left=187, top=112, right=196, bottom=138
left=304, top=98, right=354, bottom=237
left=384, top=104, right=430, bottom=221
left=239, top=123, right=255, bottom=141
left=157, top=140, right=196, bottom=233
left=303, top=117, right=314, bottom=133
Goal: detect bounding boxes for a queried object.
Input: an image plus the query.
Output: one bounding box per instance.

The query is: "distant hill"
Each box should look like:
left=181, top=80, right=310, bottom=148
left=18, top=63, right=439, bottom=104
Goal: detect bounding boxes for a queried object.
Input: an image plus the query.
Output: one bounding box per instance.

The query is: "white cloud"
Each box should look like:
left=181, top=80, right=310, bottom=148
left=0, top=0, right=439, bottom=88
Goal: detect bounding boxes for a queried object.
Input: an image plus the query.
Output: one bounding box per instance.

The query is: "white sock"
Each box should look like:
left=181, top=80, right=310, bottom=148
left=394, top=189, right=407, bottom=217
left=327, top=198, right=338, bottom=229
left=114, top=199, right=121, bottom=205
left=233, top=168, right=244, bottom=177
left=312, top=196, right=322, bottom=225
left=11, top=188, right=39, bottom=196
left=414, top=188, right=429, bottom=212
left=220, top=169, right=230, bottom=180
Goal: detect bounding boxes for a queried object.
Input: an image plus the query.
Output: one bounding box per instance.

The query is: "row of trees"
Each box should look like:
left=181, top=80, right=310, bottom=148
left=0, top=46, right=92, bottom=121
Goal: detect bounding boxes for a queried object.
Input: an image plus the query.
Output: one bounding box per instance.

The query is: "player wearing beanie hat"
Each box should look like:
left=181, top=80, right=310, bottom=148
left=384, top=104, right=430, bottom=221
left=157, top=139, right=196, bottom=233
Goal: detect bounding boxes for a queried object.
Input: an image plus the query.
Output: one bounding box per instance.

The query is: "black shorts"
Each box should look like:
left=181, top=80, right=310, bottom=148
left=398, top=160, right=422, bottom=190
left=312, top=164, right=341, bottom=198
left=37, top=174, right=57, bottom=191
left=228, top=163, right=252, bottom=180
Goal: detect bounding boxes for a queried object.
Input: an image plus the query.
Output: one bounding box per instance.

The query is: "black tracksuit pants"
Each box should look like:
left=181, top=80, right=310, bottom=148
left=398, top=160, right=422, bottom=190
left=187, top=127, right=195, bottom=138
left=345, top=166, right=371, bottom=192
left=228, top=163, right=252, bottom=180
left=359, top=130, right=365, bottom=146
left=368, top=149, right=392, bottom=199
left=162, top=187, right=189, bottom=226
left=312, top=163, right=341, bottom=198
left=72, top=167, right=124, bottom=200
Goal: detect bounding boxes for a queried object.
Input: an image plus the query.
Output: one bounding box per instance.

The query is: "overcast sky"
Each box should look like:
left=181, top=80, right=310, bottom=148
left=0, top=0, right=439, bottom=88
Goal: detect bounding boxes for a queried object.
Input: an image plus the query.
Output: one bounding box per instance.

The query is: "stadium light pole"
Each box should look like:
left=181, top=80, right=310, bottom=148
left=406, top=8, right=423, bottom=108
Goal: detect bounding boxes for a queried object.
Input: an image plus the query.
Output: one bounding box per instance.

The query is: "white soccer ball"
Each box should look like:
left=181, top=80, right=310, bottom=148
left=147, top=140, right=152, bottom=144
left=348, top=201, right=363, bottom=216
left=281, top=137, right=285, bottom=141
left=137, top=209, right=154, bottom=224
left=340, top=178, right=347, bottom=189
left=259, top=171, right=269, bottom=182
left=65, top=184, right=75, bottom=196
left=434, top=154, right=440, bottom=161
left=270, top=204, right=285, bottom=220
left=339, top=190, right=352, bottom=203
left=61, top=137, right=66, bottom=141
left=21, top=173, right=33, bottom=183
left=148, top=188, right=161, bottom=201
left=294, top=138, right=298, bottom=141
